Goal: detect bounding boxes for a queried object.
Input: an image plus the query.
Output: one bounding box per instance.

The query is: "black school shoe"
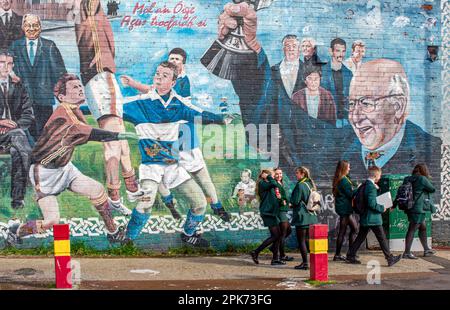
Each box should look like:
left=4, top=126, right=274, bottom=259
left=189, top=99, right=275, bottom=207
left=402, top=252, right=418, bottom=260
left=345, top=256, right=361, bottom=264
left=294, top=263, right=309, bottom=270
left=333, top=254, right=347, bottom=261
left=280, top=255, right=295, bottom=261
left=271, top=260, right=286, bottom=266
left=424, top=249, right=436, bottom=257
left=250, top=250, right=259, bottom=264
left=387, top=255, right=402, bottom=267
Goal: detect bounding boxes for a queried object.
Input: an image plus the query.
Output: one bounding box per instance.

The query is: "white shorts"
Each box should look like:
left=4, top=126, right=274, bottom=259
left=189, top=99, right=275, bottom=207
left=139, top=163, right=191, bottom=189
left=178, top=148, right=206, bottom=173
left=85, top=71, right=124, bottom=120
left=29, top=162, right=82, bottom=197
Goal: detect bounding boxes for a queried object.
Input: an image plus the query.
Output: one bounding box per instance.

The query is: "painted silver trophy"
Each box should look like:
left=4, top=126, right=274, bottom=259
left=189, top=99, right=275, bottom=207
left=200, top=0, right=274, bottom=80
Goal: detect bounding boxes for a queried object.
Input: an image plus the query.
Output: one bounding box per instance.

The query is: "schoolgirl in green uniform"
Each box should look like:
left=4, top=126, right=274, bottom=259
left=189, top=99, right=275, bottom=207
left=332, top=160, right=359, bottom=261
left=250, top=170, right=286, bottom=265
left=272, top=168, right=294, bottom=261
left=290, top=166, right=318, bottom=270
left=402, top=163, right=437, bottom=259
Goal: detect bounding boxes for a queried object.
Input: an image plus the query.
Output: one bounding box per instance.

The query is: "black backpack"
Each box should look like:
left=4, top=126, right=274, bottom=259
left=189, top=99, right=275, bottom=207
left=352, top=181, right=367, bottom=215
left=395, top=179, right=414, bottom=211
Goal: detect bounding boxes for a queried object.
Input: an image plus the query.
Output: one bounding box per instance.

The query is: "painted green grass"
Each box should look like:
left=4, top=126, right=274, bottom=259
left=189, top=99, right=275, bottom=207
left=0, top=116, right=272, bottom=222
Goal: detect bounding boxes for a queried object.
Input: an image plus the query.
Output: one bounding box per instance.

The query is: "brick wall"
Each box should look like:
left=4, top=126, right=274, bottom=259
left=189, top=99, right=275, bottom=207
left=0, top=0, right=449, bottom=249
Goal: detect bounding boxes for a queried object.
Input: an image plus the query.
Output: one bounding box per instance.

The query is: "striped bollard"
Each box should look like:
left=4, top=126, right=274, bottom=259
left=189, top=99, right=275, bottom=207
left=53, top=224, right=72, bottom=289
left=309, top=224, right=328, bottom=281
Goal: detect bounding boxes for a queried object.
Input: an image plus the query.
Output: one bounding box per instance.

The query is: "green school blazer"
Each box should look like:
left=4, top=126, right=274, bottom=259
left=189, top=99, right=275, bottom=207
left=359, top=180, right=385, bottom=227
left=258, top=176, right=281, bottom=218
left=404, top=174, right=436, bottom=215
left=290, top=178, right=318, bottom=228
left=334, top=176, right=356, bottom=216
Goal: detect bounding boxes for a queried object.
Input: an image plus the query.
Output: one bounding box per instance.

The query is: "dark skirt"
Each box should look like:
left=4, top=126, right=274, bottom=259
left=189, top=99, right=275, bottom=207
left=291, top=206, right=318, bottom=228
left=277, top=211, right=289, bottom=223
left=261, top=214, right=280, bottom=227
left=407, top=212, right=426, bottom=224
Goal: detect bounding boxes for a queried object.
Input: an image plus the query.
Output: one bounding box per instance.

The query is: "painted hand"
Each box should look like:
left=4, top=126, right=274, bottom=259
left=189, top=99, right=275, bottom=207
left=218, top=1, right=260, bottom=53
left=9, top=71, right=20, bottom=83
left=119, top=75, right=134, bottom=87
left=0, top=119, right=17, bottom=129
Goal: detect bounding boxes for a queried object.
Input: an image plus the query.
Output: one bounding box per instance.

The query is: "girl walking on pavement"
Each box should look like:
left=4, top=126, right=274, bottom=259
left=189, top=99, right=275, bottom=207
left=332, top=160, right=359, bottom=261
left=272, top=168, right=294, bottom=262
left=290, top=167, right=318, bottom=270
left=402, top=163, right=437, bottom=259
left=250, top=170, right=286, bottom=265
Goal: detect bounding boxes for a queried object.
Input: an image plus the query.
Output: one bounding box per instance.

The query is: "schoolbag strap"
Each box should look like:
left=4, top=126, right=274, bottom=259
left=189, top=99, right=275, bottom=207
left=304, top=182, right=312, bottom=194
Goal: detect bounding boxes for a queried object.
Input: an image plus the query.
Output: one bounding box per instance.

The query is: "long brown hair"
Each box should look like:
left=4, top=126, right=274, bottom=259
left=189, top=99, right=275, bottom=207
left=295, top=166, right=316, bottom=190
left=332, top=160, right=349, bottom=196
left=255, top=169, right=273, bottom=200
left=412, top=163, right=431, bottom=179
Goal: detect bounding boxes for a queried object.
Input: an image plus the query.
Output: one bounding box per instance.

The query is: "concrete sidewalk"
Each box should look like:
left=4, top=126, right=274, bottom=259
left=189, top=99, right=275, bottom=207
left=0, top=250, right=449, bottom=290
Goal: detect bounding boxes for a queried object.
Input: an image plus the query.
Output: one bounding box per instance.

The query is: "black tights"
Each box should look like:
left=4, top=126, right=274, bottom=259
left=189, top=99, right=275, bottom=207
left=254, top=226, right=282, bottom=260
left=296, top=227, right=309, bottom=264
left=335, top=215, right=358, bottom=256
left=405, top=221, right=430, bottom=254
left=279, top=221, right=292, bottom=257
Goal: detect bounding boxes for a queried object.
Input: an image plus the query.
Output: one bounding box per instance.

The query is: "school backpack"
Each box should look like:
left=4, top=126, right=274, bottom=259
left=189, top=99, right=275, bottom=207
left=304, top=182, right=323, bottom=212
left=352, top=181, right=367, bottom=215
left=395, top=179, right=414, bottom=211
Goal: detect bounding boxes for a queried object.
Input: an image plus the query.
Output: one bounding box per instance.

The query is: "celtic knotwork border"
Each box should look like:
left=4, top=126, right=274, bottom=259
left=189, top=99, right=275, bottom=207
left=0, top=212, right=267, bottom=239
left=437, top=0, right=450, bottom=221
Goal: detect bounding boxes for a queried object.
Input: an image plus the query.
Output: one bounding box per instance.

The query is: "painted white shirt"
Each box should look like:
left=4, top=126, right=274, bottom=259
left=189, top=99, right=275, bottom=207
left=26, top=38, right=39, bottom=63
left=280, top=59, right=299, bottom=98
left=343, top=57, right=363, bottom=74
left=0, top=9, right=12, bottom=24
left=305, top=92, right=320, bottom=119
left=234, top=179, right=256, bottom=196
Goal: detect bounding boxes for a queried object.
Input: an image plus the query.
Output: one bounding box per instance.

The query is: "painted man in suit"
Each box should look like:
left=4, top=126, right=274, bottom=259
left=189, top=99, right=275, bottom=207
left=321, top=38, right=353, bottom=128
left=9, top=14, right=67, bottom=140
left=214, top=2, right=339, bottom=181
left=0, top=50, right=33, bottom=209
left=342, top=59, right=442, bottom=196
left=301, top=37, right=322, bottom=73
left=0, top=0, right=24, bottom=50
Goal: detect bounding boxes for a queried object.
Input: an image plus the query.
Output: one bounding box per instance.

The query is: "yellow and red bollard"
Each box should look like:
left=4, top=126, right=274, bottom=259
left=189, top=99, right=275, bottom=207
left=309, top=224, right=328, bottom=281
left=53, top=224, right=72, bottom=289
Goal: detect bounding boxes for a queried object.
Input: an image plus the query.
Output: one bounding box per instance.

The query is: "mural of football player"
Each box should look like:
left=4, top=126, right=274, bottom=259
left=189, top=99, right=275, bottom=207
left=5, top=73, right=138, bottom=247
left=71, top=0, right=140, bottom=214
left=121, top=61, right=232, bottom=248
left=120, top=48, right=231, bottom=222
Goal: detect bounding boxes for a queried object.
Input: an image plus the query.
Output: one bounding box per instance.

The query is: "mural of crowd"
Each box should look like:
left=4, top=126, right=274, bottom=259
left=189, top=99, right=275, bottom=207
left=0, top=0, right=444, bottom=250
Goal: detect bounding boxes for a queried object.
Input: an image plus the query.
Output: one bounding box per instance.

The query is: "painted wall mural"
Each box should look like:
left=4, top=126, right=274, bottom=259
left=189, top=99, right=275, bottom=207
left=0, top=0, right=448, bottom=249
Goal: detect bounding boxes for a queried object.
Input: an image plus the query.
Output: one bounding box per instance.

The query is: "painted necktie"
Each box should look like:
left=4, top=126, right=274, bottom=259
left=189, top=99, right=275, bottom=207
left=365, top=151, right=384, bottom=168
left=29, top=41, right=35, bottom=65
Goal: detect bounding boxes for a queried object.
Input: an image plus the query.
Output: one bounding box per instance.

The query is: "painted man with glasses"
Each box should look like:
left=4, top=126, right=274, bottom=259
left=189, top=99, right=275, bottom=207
left=342, top=59, right=441, bottom=188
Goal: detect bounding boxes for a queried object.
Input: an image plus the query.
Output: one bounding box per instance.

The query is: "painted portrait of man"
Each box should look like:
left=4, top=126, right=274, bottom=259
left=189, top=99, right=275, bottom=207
left=342, top=59, right=442, bottom=193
